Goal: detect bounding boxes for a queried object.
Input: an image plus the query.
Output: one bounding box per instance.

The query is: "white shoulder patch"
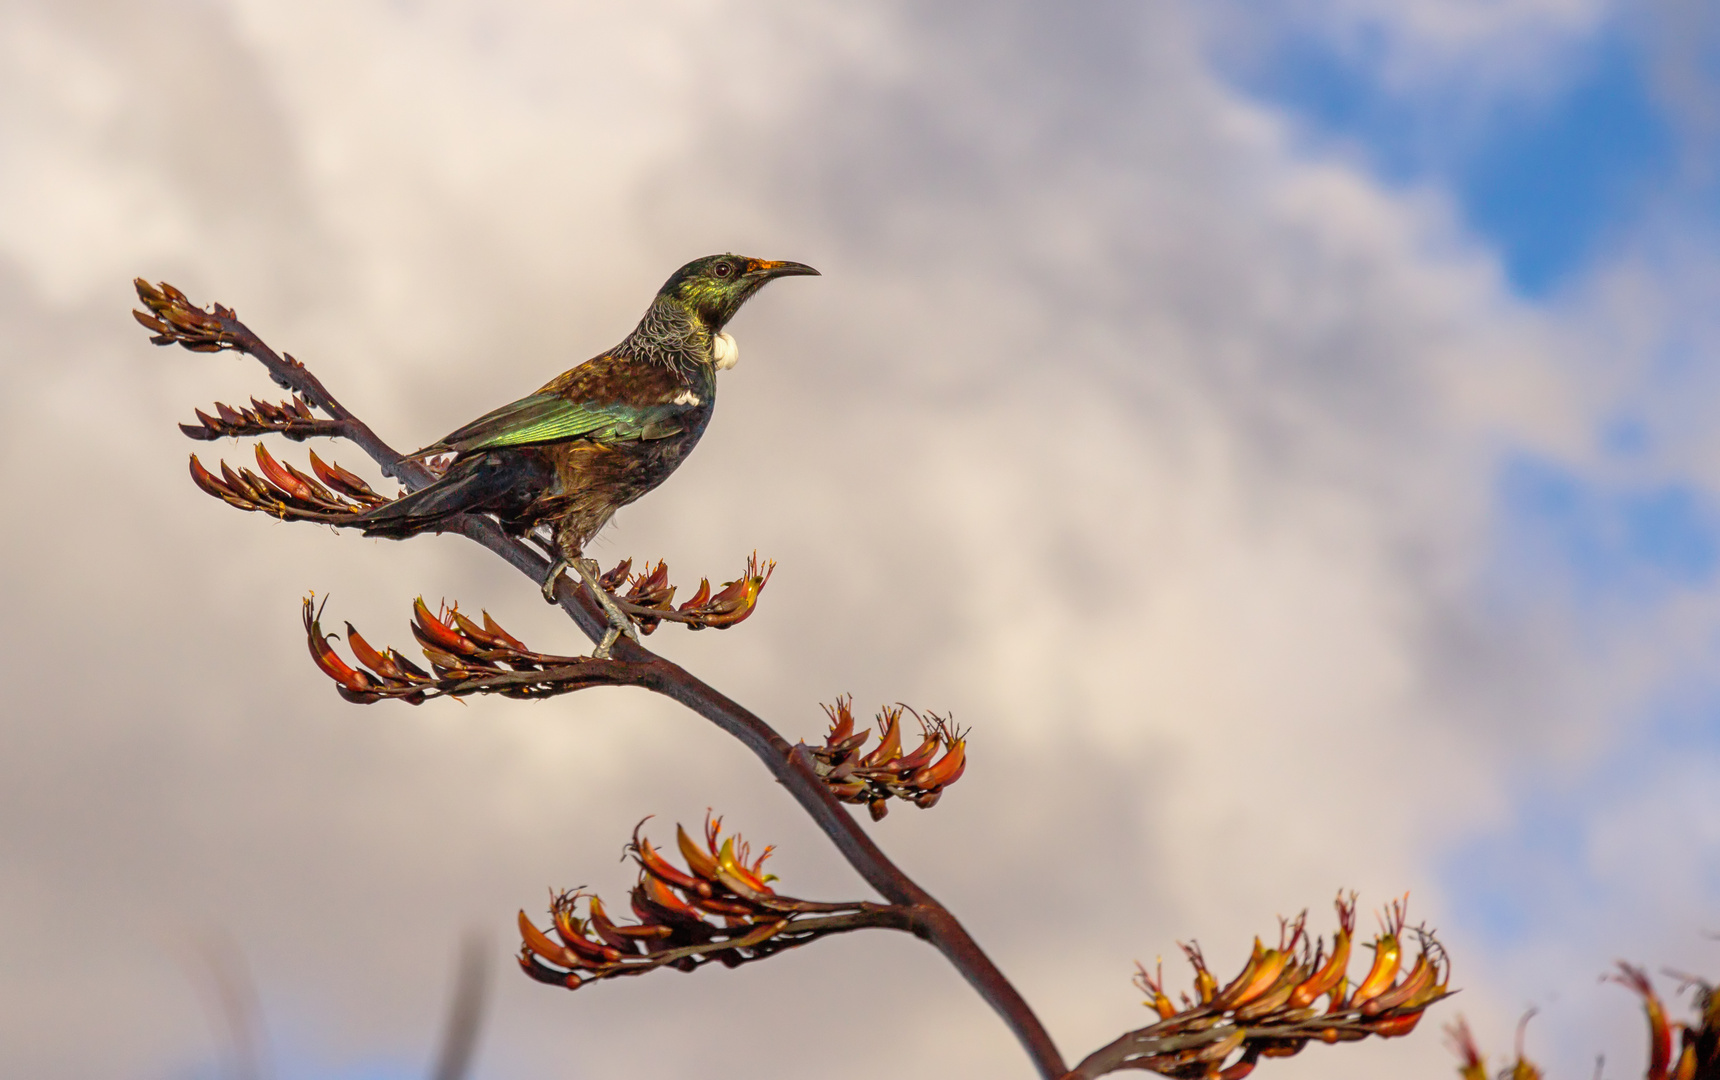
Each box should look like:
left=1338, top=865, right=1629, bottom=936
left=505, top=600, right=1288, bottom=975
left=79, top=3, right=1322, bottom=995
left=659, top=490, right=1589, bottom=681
left=671, top=389, right=701, bottom=406
left=712, top=331, right=739, bottom=371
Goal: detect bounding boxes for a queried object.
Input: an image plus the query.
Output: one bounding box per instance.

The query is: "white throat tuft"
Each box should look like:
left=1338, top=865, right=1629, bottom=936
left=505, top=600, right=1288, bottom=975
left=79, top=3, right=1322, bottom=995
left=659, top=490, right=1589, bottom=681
left=712, top=331, right=739, bottom=371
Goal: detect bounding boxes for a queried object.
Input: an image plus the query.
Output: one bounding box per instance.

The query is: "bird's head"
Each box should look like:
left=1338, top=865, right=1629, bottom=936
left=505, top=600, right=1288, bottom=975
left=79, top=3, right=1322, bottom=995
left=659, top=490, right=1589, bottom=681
left=658, top=254, right=820, bottom=332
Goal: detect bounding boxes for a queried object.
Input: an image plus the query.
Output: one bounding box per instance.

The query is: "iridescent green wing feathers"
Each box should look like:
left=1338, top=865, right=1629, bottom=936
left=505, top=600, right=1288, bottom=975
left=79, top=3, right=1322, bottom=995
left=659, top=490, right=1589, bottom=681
left=417, top=392, right=692, bottom=455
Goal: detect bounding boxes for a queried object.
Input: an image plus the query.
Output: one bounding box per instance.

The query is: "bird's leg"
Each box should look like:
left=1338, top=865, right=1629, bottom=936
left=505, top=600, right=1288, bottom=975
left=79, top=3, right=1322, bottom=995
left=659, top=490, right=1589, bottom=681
left=573, top=557, right=640, bottom=659
left=541, top=557, right=568, bottom=603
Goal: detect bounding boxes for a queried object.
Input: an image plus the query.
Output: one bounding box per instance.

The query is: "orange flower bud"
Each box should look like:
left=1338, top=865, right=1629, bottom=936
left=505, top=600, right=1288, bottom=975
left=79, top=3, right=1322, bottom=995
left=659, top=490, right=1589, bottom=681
left=860, top=708, right=904, bottom=768
left=714, top=837, right=775, bottom=901
left=1361, top=951, right=1433, bottom=1016
left=676, top=823, right=719, bottom=882
left=632, top=826, right=711, bottom=898
left=911, top=739, right=966, bottom=791
left=1363, top=1011, right=1422, bottom=1038
left=301, top=598, right=375, bottom=698
left=1290, top=894, right=1355, bottom=1009
left=518, top=910, right=580, bottom=969
left=411, top=597, right=479, bottom=656
left=1350, top=898, right=1408, bottom=1009
left=1212, top=939, right=1288, bottom=1011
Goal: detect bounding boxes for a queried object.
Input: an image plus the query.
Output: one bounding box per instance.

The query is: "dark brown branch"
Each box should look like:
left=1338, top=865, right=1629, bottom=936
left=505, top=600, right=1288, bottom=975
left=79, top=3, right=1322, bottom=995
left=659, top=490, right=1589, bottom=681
left=137, top=282, right=1070, bottom=1080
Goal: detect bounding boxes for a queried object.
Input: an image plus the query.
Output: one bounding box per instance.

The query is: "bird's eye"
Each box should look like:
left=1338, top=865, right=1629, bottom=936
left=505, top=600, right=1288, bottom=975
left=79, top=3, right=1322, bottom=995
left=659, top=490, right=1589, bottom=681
left=713, top=261, right=734, bottom=279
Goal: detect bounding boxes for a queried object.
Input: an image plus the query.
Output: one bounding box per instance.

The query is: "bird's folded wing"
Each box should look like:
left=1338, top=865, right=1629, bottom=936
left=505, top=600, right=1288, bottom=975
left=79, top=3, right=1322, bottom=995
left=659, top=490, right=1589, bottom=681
left=415, top=392, right=693, bottom=455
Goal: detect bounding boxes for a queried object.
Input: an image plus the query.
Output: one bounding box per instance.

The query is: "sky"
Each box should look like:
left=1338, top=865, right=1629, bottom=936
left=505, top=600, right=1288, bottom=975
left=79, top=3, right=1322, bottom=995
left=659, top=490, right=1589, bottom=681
left=3, top=2, right=1720, bottom=1078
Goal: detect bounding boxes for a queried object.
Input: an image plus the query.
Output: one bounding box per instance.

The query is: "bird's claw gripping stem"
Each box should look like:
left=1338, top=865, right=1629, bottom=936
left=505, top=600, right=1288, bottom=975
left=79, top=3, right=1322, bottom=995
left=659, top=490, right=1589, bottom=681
left=565, top=557, right=640, bottom=659
left=542, top=558, right=568, bottom=604
left=540, top=557, right=641, bottom=657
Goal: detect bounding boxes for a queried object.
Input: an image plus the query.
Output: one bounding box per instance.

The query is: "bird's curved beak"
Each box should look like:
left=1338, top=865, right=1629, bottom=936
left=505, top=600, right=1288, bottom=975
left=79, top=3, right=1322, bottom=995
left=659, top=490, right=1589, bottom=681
left=752, top=260, right=820, bottom=279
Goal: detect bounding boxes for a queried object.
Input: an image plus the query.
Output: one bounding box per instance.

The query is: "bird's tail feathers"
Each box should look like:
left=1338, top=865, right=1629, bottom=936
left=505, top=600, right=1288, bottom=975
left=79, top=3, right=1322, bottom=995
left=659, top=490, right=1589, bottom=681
left=350, top=452, right=546, bottom=537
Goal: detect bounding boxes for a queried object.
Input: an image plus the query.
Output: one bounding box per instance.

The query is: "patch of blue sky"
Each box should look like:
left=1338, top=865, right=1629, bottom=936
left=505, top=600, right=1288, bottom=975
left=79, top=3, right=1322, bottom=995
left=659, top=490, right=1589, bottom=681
left=1213, top=4, right=1720, bottom=982
left=1451, top=452, right=1720, bottom=948
left=1218, top=22, right=1678, bottom=297
left=1490, top=451, right=1720, bottom=603
left=1442, top=792, right=1597, bottom=945
left=1441, top=684, right=1720, bottom=949
left=1599, top=415, right=1651, bottom=458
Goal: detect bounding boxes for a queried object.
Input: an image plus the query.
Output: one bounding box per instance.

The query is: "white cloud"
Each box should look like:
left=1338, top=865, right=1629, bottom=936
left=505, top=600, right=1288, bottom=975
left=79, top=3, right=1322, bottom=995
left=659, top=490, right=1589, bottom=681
left=1202, top=0, right=1616, bottom=101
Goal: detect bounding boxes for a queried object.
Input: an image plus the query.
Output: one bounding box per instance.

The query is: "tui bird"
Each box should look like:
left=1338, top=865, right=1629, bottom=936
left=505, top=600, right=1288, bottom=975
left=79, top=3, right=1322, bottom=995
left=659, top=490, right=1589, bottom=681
left=354, top=253, right=818, bottom=654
